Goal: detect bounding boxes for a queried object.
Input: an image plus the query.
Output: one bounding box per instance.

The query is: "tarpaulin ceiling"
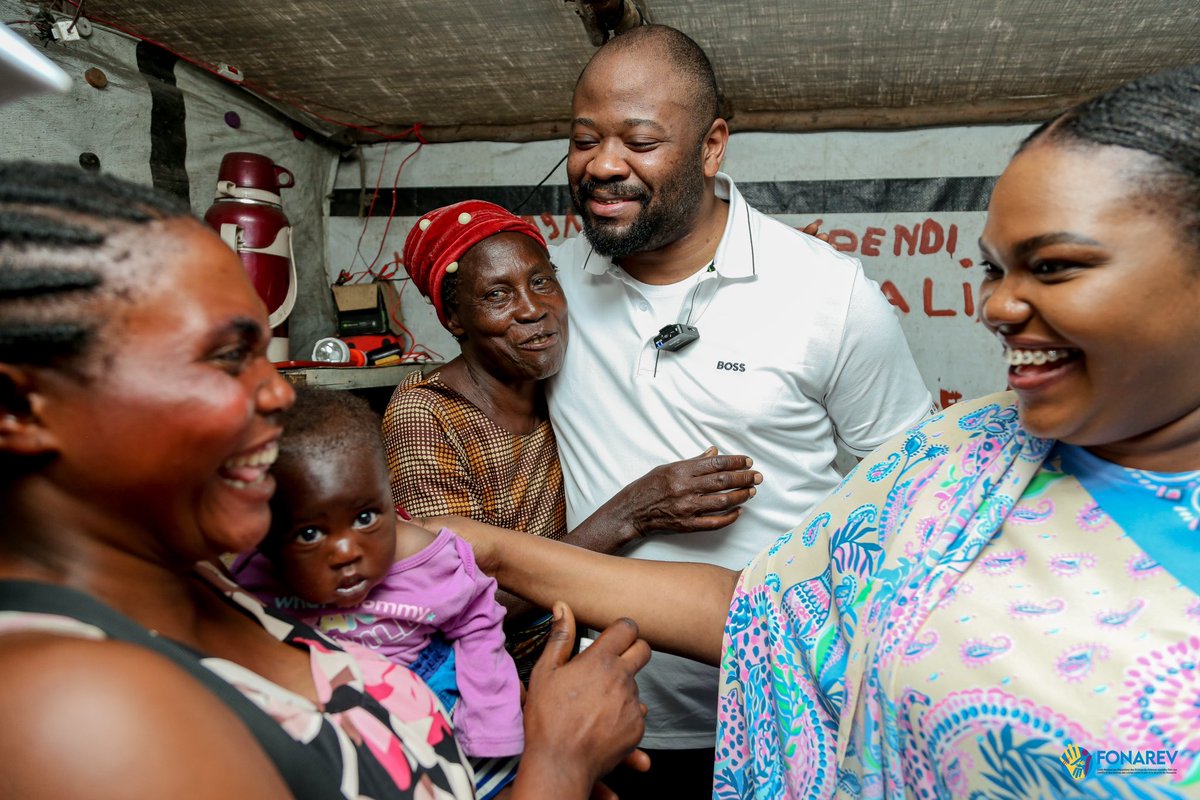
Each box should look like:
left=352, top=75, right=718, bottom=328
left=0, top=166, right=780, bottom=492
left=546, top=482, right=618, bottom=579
left=32, top=0, right=1200, bottom=142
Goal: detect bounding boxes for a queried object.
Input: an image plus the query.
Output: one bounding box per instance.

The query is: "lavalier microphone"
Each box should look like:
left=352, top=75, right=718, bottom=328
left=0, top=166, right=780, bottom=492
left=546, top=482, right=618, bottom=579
left=653, top=323, right=700, bottom=351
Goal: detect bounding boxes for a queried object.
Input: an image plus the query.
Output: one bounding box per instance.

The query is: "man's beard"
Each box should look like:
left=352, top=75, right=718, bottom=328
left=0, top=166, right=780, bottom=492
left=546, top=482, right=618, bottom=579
left=570, top=152, right=706, bottom=260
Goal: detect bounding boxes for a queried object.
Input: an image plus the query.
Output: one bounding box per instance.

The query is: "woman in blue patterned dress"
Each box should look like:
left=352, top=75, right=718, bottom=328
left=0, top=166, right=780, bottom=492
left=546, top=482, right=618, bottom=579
left=442, top=64, right=1200, bottom=799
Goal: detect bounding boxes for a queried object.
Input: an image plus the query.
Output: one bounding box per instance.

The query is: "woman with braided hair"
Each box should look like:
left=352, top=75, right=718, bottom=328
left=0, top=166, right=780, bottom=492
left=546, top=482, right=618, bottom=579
left=0, top=161, right=649, bottom=800
left=428, top=64, right=1200, bottom=798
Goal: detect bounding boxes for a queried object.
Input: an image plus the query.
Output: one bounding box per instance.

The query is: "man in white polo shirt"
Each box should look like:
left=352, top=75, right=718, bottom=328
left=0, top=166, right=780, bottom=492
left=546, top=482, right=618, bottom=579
left=546, top=24, right=932, bottom=797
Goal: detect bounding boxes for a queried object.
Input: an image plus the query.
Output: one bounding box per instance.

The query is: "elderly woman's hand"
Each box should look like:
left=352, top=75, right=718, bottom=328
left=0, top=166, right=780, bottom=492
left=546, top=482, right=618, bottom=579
left=512, top=603, right=651, bottom=799
left=800, top=218, right=831, bottom=242
left=610, top=447, right=762, bottom=540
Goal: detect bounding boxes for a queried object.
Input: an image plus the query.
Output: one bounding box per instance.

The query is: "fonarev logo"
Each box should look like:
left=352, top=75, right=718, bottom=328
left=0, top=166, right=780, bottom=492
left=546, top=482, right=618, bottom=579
left=1059, top=744, right=1092, bottom=782
left=1058, top=746, right=1183, bottom=781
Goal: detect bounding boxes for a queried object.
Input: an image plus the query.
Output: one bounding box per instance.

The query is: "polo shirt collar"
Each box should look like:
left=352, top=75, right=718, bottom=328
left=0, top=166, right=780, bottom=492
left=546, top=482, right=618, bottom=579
left=711, top=172, right=755, bottom=278
left=578, top=172, right=755, bottom=279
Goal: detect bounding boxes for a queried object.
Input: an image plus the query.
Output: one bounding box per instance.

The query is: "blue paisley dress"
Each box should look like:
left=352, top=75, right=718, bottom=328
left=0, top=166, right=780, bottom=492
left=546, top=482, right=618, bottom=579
left=717, top=392, right=1200, bottom=799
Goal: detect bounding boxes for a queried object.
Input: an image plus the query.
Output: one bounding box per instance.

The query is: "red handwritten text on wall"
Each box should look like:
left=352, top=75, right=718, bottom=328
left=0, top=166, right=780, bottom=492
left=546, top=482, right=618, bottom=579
left=816, top=219, right=982, bottom=320
left=823, top=219, right=959, bottom=259
left=525, top=212, right=582, bottom=241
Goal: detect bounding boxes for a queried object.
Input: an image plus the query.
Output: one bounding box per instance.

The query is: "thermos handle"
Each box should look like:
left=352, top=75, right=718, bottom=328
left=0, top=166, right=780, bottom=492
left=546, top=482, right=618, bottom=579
left=218, top=222, right=241, bottom=251
left=273, top=165, right=295, bottom=188
left=267, top=229, right=299, bottom=329
left=216, top=180, right=284, bottom=205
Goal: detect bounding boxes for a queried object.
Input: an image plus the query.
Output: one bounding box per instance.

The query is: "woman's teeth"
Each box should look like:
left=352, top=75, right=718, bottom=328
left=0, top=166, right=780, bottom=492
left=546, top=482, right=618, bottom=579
left=220, top=442, right=278, bottom=488
left=225, top=442, right=279, bottom=468
left=223, top=475, right=265, bottom=489
left=1003, top=348, right=1073, bottom=367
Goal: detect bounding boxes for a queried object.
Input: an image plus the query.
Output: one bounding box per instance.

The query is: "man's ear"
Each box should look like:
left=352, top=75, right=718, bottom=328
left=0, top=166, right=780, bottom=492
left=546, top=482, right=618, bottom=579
left=0, top=364, right=59, bottom=457
left=702, top=118, right=729, bottom=179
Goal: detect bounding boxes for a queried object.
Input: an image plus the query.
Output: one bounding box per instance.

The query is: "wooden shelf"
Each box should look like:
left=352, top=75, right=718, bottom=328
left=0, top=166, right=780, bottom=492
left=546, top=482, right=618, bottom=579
left=279, top=362, right=439, bottom=391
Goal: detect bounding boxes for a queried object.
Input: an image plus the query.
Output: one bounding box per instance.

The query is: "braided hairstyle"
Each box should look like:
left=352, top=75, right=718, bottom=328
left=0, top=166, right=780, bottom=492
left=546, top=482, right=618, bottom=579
left=0, top=160, right=192, bottom=374
left=1022, top=64, right=1200, bottom=247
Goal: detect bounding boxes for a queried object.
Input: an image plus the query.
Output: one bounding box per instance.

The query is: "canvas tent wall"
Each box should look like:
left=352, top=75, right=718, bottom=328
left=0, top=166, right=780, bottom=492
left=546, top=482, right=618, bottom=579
left=19, top=0, right=1199, bottom=141
left=3, top=0, right=1198, bottom=396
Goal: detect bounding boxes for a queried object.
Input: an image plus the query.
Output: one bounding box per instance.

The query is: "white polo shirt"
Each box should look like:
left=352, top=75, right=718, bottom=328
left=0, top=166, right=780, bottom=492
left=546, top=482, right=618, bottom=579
left=547, top=173, right=932, bottom=747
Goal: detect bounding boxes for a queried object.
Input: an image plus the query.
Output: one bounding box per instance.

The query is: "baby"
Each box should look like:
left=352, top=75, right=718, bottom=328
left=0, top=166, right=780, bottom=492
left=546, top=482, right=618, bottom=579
left=233, top=386, right=522, bottom=797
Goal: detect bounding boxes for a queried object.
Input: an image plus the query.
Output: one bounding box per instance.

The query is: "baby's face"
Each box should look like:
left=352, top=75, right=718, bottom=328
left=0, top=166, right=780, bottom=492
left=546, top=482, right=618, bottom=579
left=272, top=449, right=397, bottom=608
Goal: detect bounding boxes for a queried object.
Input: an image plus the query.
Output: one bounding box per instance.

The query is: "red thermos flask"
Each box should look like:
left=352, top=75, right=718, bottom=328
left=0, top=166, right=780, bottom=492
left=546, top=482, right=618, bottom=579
left=203, top=152, right=298, bottom=362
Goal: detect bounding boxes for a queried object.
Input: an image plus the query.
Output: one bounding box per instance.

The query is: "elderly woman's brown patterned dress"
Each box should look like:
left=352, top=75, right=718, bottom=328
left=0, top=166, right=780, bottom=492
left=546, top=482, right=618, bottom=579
left=383, top=369, right=567, bottom=680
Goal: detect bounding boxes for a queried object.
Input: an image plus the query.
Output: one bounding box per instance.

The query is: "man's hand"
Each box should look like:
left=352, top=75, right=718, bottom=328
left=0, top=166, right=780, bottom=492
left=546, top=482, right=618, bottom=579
left=515, top=604, right=651, bottom=796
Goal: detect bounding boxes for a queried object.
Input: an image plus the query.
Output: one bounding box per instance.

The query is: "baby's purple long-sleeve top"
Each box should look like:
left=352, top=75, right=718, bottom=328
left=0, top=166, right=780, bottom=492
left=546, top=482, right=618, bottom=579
left=234, top=527, right=523, bottom=758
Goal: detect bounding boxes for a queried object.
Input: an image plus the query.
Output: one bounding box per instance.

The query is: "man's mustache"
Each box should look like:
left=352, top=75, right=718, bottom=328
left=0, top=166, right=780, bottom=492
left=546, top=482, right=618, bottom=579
left=576, top=179, right=649, bottom=202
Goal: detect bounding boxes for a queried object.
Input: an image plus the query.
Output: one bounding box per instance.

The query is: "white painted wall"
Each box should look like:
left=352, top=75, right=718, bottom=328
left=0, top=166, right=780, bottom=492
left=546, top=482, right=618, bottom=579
left=329, top=125, right=1033, bottom=405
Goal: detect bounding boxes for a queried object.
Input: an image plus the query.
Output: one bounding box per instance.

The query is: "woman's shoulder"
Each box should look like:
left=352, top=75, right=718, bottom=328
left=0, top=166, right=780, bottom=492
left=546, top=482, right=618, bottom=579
left=847, top=390, right=1022, bottom=482
left=939, top=390, right=1019, bottom=418
left=388, top=369, right=473, bottom=414
left=385, top=370, right=469, bottom=427
left=395, top=367, right=448, bottom=398
left=734, top=392, right=1026, bottom=605
left=0, top=629, right=200, bottom=707
left=0, top=631, right=290, bottom=798
left=909, top=390, right=1020, bottom=438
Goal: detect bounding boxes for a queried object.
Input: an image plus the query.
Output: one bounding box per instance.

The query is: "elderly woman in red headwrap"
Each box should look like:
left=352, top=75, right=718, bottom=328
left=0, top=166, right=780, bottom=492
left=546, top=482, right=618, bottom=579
left=384, top=200, right=762, bottom=679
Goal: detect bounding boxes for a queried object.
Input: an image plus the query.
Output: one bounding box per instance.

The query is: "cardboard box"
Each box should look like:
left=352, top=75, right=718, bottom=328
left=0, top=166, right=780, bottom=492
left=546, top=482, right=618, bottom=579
left=331, top=281, right=405, bottom=336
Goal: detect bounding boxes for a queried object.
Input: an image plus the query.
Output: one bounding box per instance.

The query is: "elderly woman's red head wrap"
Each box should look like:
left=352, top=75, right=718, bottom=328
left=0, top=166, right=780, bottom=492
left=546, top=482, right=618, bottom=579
left=402, top=200, right=547, bottom=329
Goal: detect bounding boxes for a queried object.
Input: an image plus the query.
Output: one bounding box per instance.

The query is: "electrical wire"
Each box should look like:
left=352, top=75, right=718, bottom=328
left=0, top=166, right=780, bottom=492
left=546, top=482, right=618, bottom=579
left=684, top=276, right=703, bottom=325
left=335, top=147, right=444, bottom=362
left=349, top=142, right=391, bottom=273
left=363, top=142, right=423, bottom=271
left=513, top=153, right=568, bottom=214
left=391, top=274, right=443, bottom=362
left=7, top=11, right=56, bottom=42
left=66, top=0, right=84, bottom=33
